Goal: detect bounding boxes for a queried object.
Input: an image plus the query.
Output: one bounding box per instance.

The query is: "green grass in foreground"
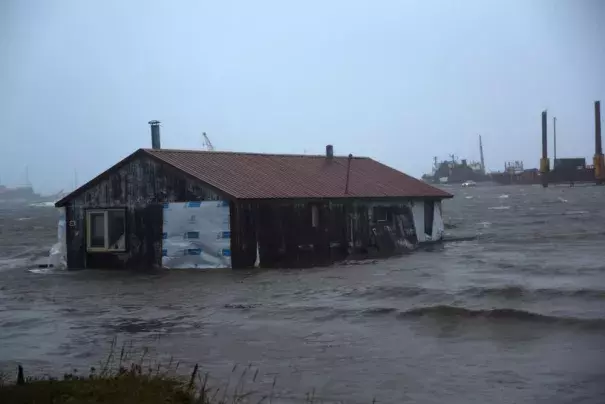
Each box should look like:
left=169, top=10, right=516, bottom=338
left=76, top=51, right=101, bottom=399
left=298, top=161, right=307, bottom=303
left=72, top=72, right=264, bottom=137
left=0, top=338, right=273, bottom=404
left=1, top=368, right=194, bottom=404
left=0, top=363, right=224, bottom=404
left=0, top=339, right=375, bottom=403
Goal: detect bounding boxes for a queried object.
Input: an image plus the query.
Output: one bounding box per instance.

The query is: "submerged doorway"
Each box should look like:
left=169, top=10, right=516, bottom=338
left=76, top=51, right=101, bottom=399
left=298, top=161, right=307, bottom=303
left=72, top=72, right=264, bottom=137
left=424, top=200, right=435, bottom=239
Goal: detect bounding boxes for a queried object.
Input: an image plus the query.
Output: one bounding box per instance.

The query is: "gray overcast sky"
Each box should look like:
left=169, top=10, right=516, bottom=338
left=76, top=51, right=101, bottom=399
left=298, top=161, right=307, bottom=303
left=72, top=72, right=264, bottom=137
left=1, top=0, right=604, bottom=193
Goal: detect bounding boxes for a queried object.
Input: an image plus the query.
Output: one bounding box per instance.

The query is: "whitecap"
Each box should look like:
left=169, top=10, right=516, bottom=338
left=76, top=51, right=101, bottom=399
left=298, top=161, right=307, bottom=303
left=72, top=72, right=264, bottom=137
left=564, top=210, right=588, bottom=216
left=29, top=202, right=55, bottom=207
left=488, top=206, right=510, bottom=210
left=498, top=194, right=509, bottom=199
left=27, top=267, right=59, bottom=274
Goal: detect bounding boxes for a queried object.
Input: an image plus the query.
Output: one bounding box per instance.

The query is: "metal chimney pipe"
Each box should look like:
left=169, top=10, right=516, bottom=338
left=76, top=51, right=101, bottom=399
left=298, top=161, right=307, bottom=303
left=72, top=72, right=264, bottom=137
left=344, top=154, right=353, bottom=194
left=148, top=120, right=161, bottom=149
left=326, top=144, right=334, bottom=159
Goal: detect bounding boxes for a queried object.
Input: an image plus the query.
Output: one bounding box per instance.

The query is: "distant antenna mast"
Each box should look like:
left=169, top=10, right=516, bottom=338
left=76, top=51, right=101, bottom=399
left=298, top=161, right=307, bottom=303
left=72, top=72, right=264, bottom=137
left=202, top=132, right=215, bottom=151
left=344, top=154, right=353, bottom=194
left=479, top=134, right=486, bottom=174
left=553, top=117, right=557, bottom=168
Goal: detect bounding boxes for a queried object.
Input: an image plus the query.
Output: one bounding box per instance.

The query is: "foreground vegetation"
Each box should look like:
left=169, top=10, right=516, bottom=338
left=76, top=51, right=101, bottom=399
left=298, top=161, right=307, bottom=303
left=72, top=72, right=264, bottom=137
left=0, top=339, right=280, bottom=404
left=0, top=338, right=378, bottom=403
left=0, top=363, right=253, bottom=404
left=1, top=365, right=201, bottom=404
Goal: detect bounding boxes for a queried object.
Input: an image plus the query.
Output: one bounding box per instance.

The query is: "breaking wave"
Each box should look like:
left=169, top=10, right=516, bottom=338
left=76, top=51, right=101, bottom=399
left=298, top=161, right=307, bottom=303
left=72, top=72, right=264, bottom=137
left=461, top=285, right=605, bottom=300
left=398, top=305, right=605, bottom=328
left=337, top=284, right=605, bottom=301
left=247, top=301, right=605, bottom=329
left=343, top=285, right=430, bottom=299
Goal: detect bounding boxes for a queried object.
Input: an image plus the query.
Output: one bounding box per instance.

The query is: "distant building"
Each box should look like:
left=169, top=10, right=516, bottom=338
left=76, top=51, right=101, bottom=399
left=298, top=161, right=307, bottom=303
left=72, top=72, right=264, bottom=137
left=55, top=127, right=452, bottom=270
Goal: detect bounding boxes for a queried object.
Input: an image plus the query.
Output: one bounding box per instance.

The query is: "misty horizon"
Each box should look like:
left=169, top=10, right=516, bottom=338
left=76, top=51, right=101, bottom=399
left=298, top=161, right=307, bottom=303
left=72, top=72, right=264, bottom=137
left=2, top=0, right=604, bottom=194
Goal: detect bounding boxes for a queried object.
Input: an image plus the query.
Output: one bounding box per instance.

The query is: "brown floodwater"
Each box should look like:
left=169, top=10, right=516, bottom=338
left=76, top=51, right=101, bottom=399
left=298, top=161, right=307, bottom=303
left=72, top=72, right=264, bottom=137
left=1, top=184, right=604, bottom=403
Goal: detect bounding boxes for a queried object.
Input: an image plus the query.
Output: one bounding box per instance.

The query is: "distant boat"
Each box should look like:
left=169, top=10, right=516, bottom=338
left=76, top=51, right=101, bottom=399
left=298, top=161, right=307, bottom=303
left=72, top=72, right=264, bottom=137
left=0, top=185, right=65, bottom=205
left=461, top=180, right=477, bottom=187
left=0, top=185, right=40, bottom=203
left=422, top=157, right=489, bottom=185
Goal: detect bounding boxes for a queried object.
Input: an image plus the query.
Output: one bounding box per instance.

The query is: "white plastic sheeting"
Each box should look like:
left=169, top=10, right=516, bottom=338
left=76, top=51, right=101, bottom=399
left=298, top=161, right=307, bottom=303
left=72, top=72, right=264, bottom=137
left=411, top=202, right=426, bottom=243
left=431, top=201, right=445, bottom=241
left=410, top=200, right=444, bottom=243
left=161, top=201, right=231, bottom=269
left=48, top=207, right=67, bottom=269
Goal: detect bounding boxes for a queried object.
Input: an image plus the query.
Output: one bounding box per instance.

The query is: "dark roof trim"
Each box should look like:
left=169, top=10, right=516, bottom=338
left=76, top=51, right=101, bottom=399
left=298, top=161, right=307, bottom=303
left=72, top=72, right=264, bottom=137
left=234, top=195, right=453, bottom=204
left=55, top=149, right=237, bottom=207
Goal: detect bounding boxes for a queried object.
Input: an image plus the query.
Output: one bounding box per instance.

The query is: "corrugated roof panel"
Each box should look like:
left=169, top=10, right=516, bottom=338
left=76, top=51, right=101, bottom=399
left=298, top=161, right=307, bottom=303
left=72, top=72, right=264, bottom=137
left=143, top=149, right=452, bottom=200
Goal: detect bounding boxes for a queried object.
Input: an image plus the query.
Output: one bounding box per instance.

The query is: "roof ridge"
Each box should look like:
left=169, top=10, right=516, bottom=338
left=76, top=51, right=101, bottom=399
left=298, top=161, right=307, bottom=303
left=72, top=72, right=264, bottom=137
left=142, top=148, right=371, bottom=159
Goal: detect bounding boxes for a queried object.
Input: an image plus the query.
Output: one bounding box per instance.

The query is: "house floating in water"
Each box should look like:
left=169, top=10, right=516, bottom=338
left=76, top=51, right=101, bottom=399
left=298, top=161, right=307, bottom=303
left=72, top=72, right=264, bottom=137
left=54, top=122, right=452, bottom=270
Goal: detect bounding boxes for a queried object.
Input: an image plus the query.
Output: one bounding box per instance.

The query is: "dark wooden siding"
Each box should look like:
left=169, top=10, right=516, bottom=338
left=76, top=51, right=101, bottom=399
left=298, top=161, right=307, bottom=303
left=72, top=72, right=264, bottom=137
left=230, top=200, right=418, bottom=269
left=65, top=156, right=221, bottom=270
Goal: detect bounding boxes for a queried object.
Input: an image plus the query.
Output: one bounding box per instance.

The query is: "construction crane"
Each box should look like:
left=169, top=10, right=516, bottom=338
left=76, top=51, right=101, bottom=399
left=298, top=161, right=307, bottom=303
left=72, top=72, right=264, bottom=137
left=202, top=132, right=215, bottom=151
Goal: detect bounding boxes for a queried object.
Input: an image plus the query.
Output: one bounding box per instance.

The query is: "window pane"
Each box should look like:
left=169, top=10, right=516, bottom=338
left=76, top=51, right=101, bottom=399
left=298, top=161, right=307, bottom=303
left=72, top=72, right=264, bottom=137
left=89, top=213, right=105, bottom=248
left=108, top=210, right=126, bottom=250
left=374, top=207, right=388, bottom=222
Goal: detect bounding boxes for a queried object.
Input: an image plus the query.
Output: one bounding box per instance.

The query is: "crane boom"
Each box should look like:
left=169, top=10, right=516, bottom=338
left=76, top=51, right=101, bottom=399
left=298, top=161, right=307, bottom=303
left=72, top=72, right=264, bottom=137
left=202, top=132, right=215, bottom=151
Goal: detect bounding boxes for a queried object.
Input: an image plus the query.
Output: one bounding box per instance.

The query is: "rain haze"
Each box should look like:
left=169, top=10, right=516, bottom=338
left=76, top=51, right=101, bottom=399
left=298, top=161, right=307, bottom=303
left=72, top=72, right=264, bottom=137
left=2, top=0, right=604, bottom=194
left=3, top=2, right=605, bottom=403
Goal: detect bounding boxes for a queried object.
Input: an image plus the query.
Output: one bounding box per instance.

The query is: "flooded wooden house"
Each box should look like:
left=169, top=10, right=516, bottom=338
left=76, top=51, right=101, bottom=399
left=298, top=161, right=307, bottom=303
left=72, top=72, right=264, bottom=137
left=54, top=122, right=452, bottom=270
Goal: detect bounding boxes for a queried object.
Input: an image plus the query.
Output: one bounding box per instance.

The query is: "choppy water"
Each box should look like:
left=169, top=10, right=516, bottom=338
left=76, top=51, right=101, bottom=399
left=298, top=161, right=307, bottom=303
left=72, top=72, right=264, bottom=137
left=1, top=185, right=605, bottom=403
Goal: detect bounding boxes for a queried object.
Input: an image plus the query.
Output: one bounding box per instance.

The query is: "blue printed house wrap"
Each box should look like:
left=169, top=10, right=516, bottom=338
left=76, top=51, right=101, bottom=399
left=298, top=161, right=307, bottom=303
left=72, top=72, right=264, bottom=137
left=161, top=201, right=231, bottom=269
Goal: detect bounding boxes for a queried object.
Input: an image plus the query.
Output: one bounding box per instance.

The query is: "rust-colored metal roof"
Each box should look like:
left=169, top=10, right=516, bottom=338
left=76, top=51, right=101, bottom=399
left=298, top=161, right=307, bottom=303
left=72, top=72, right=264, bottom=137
left=143, top=148, right=452, bottom=200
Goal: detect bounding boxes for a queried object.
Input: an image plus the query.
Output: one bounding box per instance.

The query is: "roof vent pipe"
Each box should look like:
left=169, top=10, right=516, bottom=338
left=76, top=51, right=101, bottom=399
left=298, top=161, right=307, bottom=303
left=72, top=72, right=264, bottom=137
left=344, top=154, right=353, bottom=194
left=326, top=144, right=334, bottom=159
left=148, top=120, right=161, bottom=149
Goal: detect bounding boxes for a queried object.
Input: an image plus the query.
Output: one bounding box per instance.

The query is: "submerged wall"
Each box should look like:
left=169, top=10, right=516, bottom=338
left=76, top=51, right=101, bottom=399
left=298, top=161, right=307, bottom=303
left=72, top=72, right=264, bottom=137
left=230, top=199, right=426, bottom=269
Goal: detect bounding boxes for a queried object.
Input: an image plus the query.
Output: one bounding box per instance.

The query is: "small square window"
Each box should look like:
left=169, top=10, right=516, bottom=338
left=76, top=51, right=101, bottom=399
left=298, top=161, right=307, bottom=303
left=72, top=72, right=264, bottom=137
left=86, top=209, right=127, bottom=252
left=373, top=206, right=391, bottom=223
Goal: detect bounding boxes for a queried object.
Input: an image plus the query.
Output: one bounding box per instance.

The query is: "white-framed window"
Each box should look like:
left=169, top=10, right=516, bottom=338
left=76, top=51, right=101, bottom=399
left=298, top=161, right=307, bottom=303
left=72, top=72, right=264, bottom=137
left=86, top=209, right=127, bottom=252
